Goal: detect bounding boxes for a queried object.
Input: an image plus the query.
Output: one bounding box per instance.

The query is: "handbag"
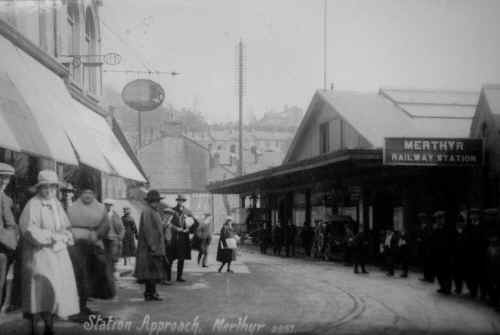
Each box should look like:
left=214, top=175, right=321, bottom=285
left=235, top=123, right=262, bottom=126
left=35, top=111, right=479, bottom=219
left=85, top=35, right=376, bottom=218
left=0, top=195, right=19, bottom=251
left=225, top=237, right=237, bottom=250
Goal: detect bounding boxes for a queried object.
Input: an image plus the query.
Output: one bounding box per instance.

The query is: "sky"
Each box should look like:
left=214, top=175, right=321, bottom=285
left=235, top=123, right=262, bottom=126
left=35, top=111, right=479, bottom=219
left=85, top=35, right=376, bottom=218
left=100, top=0, right=500, bottom=123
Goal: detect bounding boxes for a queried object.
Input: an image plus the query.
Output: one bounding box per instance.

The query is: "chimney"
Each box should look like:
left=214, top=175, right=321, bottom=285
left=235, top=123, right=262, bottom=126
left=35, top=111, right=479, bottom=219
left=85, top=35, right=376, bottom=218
left=163, top=121, right=183, bottom=137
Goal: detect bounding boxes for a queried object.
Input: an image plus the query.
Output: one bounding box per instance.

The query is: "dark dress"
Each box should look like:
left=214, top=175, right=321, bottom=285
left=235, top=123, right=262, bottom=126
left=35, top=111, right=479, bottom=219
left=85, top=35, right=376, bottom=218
left=216, top=226, right=236, bottom=263
left=121, top=214, right=138, bottom=257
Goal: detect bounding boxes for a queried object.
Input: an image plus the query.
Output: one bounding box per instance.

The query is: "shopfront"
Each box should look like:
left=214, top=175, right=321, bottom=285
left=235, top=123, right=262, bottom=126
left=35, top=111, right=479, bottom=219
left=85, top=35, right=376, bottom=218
left=0, top=32, right=146, bottom=207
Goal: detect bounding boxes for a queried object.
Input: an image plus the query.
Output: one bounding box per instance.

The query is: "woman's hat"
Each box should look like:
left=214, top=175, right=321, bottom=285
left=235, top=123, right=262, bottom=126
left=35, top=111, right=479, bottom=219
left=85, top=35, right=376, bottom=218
left=103, top=198, right=114, bottom=205
left=0, top=162, right=15, bottom=176
left=78, top=176, right=96, bottom=192
left=145, top=190, right=164, bottom=202
left=33, top=170, right=61, bottom=189
left=433, top=210, right=446, bottom=218
left=176, top=194, right=187, bottom=202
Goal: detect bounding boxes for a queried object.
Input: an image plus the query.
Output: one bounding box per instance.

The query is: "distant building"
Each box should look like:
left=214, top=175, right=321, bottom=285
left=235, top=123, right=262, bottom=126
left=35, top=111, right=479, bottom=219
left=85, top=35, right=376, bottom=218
left=209, top=87, right=497, bottom=238
left=138, top=121, right=239, bottom=231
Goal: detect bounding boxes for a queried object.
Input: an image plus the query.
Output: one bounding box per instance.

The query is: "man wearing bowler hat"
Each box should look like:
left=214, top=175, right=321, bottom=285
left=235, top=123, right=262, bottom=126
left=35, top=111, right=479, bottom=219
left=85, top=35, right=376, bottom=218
left=0, top=162, right=18, bottom=310
left=169, top=194, right=199, bottom=282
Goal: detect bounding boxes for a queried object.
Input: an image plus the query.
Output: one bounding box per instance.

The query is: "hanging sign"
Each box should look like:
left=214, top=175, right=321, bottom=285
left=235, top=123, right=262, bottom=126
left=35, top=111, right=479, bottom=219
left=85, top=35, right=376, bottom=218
left=121, top=79, right=165, bottom=112
left=383, top=137, right=483, bottom=166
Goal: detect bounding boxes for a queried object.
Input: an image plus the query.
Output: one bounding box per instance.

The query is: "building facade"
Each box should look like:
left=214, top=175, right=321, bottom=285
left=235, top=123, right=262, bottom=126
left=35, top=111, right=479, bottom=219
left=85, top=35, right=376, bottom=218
left=0, top=0, right=145, bottom=208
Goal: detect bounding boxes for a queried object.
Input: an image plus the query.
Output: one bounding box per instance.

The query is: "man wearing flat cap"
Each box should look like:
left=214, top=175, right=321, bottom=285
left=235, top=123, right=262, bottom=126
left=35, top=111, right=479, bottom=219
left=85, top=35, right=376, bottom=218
left=169, top=194, right=199, bottom=282
left=0, top=162, right=18, bottom=310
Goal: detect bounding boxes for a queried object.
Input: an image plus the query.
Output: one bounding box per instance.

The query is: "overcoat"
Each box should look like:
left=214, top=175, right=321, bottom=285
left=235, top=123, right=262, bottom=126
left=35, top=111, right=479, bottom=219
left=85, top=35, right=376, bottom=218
left=216, top=225, right=236, bottom=262
left=121, top=214, right=138, bottom=257
left=134, top=205, right=167, bottom=282
left=169, top=205, right=198, bottom=260
left=193, top=222, right=212, bottom=254
left=19, top=196, right=79, bottom=318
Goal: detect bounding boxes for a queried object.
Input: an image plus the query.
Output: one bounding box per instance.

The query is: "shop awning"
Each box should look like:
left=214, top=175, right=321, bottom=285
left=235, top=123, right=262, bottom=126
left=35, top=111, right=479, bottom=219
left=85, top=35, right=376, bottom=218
left=0, top=34, right=146, bottom=182
left=74, top=101, right=147, bottom=183
left=0, top=36, right=78, bottom=165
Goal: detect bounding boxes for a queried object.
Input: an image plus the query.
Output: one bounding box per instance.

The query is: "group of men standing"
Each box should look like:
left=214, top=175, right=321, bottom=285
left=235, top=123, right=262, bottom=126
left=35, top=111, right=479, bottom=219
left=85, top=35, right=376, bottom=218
left=418, top=209, right=500, bottom=306
left=134, top=190, right=212, bottom=301
left=258, top=222, right=298, bottom=257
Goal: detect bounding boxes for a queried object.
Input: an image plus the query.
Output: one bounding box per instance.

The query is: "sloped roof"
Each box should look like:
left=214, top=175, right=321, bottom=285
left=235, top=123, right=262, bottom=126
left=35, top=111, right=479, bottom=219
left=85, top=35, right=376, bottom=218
left=483, top=85, right=500, bottom=116
left=284, top=88, right=479, bottom=163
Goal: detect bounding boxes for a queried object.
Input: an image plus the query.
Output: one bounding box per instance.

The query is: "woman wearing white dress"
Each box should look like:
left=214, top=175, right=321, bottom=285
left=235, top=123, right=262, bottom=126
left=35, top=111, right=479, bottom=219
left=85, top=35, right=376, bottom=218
left=19, top=170, right=79, bottom=335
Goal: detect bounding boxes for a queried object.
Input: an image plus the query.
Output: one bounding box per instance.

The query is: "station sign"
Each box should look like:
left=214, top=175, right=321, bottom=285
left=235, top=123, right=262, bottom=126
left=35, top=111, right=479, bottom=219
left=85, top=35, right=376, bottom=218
left=383, top=137, right=483, bottom=166
left=121, top=79, right=165, bottom=112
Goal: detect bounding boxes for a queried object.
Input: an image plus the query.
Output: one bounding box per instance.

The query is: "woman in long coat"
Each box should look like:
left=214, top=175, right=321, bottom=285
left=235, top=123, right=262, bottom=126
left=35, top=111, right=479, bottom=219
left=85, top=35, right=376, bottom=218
left=134, top=190, right=167, bottom=301
left=216, top=218, right=236, bottom=273
left=121, top=207, right=138, bottom=265
left=19, top=170, right=79, bottom=334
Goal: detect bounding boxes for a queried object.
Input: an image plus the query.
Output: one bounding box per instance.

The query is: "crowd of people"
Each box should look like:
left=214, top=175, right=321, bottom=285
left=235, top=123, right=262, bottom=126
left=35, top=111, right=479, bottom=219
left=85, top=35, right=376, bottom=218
left=0, top=163, right=239, bottom=334
left=254, top=209, right=500, bottom=312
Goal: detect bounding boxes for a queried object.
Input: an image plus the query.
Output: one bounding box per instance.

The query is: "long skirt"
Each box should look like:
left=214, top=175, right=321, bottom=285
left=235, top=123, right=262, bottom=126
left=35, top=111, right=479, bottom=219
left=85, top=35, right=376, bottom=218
left=68, top=240, right=116, bottom=301
left=21, top=245, right=79, bottom=319
left=216, top=239, right=236, bottom=263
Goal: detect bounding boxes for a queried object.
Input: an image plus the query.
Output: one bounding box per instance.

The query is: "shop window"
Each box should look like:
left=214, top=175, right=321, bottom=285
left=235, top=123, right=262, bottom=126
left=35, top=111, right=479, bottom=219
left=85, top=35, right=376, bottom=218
left=319, top=122, right=330, bottom=154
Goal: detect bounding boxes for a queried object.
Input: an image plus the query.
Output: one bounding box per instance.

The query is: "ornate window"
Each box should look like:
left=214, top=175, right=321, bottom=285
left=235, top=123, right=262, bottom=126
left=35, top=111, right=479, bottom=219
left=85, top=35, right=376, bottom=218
left=84, top=7, right=97, bottom=94
left=67, top=2, right=80, bottom=83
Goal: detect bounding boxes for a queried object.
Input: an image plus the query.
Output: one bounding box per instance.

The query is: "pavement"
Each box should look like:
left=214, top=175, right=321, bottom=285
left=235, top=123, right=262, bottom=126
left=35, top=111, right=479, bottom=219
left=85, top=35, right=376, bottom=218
left=1, top=243, right=500, bottom=335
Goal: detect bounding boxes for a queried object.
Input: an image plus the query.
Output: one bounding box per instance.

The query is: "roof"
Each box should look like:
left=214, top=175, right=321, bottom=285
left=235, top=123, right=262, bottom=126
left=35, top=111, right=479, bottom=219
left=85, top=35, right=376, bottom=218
left=208, top=149, right=381, bottom=194
left=483, top=84, right=500, bottom=116
left=285, top=88, right=479, bottom=162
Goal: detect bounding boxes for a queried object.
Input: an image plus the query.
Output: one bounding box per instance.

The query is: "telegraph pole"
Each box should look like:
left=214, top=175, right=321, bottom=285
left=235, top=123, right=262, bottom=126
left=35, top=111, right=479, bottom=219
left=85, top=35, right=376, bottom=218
left=323, top=0, right=328, bottom=90
left=237, top=40, right=245, bottom=176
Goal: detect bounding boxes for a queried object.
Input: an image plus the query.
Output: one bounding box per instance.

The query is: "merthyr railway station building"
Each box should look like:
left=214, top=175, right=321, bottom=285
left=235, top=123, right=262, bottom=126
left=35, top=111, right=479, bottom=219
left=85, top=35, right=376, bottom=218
left=208, top=86, right=500, bottom=241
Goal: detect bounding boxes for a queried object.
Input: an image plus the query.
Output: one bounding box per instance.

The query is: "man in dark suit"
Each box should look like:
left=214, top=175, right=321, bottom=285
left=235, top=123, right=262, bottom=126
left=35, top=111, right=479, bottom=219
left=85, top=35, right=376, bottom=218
left=417, top=213, right=435, bottom=283
left=0, top=163, right=17, bottom=310
left=384, top=229, right=399, bottom=276
left=432, top=211, right=453, bottom=295
left=170, top=194, right=198, bottom=282
left=464, top=209, right=489, bottom=299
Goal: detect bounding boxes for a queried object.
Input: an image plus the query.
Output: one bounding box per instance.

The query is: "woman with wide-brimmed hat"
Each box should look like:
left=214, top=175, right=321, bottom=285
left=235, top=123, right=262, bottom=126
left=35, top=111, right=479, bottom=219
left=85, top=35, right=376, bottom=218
left=134, top=190, right=168, bottom=301
left=19, top=170, right=79, bottom=335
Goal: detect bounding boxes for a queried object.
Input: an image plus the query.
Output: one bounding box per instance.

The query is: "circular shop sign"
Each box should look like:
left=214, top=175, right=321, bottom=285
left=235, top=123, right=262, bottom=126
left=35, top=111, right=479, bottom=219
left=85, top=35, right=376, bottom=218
left=121, top=79, right=165, bottom=112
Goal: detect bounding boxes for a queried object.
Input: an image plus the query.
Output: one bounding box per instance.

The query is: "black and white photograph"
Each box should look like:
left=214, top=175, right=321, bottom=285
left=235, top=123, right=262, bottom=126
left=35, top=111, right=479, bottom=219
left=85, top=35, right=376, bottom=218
left=1, top=0, right=500, bottom=334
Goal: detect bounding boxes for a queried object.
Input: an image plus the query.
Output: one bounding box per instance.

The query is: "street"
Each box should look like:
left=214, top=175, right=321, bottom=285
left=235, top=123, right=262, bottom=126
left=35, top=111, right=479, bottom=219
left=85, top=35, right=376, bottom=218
left=1, top=243, right=499, bottom=335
